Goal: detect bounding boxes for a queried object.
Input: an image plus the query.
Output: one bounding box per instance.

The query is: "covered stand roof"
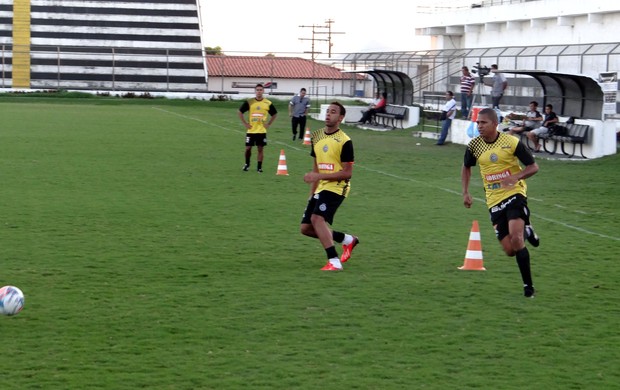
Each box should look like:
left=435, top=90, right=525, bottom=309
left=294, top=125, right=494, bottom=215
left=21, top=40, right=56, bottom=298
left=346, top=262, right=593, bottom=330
left=501, top=70, right=604, bottom=120
left=344, top=69, right=414, bottom=106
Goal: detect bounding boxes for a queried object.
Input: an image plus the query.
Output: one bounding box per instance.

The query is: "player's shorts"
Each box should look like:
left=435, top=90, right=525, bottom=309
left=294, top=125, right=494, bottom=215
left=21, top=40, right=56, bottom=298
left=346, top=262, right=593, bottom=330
left=245, top=133, right=267, bottom=147
left=489, top=194, right=532, bottom=241
left=301, top=190, right=345, bottom=225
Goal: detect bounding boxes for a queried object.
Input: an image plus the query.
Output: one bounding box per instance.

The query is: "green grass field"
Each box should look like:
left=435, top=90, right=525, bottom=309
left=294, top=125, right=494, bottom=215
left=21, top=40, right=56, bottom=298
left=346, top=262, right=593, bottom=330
left=1, top=96, right=619, bottom=389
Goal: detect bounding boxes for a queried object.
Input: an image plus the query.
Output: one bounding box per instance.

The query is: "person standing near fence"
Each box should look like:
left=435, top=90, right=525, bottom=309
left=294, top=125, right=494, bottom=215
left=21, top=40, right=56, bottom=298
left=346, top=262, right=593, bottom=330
left=490, top=64, right=507, bottom=109
left=460, top=66, right=476, bottom=118
left=289, top=88, right=311, bottom=141
left=461, top=108, right=540, bottom=298
left=238, top=83, right=278, bottom=173
left=436, top=91, right=457, bottom=145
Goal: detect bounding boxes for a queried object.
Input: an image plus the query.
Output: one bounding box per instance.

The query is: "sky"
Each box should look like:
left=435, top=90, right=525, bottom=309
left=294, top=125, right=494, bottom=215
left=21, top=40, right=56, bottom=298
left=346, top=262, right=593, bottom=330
left=199, top=0, right=431, bottom=56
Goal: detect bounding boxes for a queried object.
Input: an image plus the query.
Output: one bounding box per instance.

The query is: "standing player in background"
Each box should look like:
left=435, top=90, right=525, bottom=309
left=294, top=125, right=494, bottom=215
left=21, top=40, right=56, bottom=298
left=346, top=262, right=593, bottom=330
left=461, top=108, right=541, bottom=297
left=238, top=84, right=278, bottom=173
left=288, top=87, right=311, bottom=141
left=300, top=101, right=359, bottom=271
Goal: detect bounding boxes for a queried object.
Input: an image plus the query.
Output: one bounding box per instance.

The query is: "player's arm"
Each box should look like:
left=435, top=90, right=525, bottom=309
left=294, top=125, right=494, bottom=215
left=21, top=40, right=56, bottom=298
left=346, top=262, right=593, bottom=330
left=306, top=159, right=320, bottom=196
left=462, top=148, right=476, bottom=208
left=266, top=104, right=278, bottom=128
left=461, top=165, right=473, bottom=208
left=304, top=161, right=353, bottom=184
left=500, top=143, right=539, bottom=187
left=238, top=101, right=251, bottom=129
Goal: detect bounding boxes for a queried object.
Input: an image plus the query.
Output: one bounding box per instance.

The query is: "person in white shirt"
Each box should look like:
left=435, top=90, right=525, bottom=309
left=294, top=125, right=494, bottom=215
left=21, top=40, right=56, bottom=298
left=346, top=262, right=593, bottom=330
left=436, top=91, right=457, bottom=145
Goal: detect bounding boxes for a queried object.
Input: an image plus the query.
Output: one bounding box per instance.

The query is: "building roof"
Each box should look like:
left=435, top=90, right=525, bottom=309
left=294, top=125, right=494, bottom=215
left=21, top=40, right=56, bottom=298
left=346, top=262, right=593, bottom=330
left=206, top=55, right=362, bottom=80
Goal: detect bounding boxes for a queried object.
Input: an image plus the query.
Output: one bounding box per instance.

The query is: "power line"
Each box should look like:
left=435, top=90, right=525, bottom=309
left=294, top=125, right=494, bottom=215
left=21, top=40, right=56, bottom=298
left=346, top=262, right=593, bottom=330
left=299, top=19, right=344, bottom=59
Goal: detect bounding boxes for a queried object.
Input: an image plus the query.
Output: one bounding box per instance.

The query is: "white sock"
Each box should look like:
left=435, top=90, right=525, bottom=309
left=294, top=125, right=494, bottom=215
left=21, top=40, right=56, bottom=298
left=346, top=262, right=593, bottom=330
left=342, top=234, right=353, bottom=245
left=329, top=257, right=342, bottom=269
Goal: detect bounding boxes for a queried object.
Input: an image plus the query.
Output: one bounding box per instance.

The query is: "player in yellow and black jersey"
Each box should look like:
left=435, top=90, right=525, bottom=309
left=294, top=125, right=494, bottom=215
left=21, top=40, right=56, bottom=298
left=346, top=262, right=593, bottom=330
left=238, top=84, right=278, bottom=173
left=300, top=101, right=359, bottom=271
left=462, top=108, right=540, bottom=298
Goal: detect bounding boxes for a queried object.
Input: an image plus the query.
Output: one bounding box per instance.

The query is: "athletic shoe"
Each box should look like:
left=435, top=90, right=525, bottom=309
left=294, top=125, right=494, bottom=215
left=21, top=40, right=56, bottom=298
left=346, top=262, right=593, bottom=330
left=292, top=135, right=296, bottom=141
left=321, top=262, right=342, bottom=271
left=341, top=236, right=359, bottom=263
left=524, top=285, right=535, bottom=298
left=525, top=225, right=540, bottom=247
left=257, top=168, right=263, bottom=173
left=242, top=164, right=249, bottom=172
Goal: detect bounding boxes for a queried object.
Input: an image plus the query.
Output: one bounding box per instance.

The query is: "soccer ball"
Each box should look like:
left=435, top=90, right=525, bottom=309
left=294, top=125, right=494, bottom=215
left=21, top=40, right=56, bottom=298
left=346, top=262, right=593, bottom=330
left=0, top=285, right=25, bottom=316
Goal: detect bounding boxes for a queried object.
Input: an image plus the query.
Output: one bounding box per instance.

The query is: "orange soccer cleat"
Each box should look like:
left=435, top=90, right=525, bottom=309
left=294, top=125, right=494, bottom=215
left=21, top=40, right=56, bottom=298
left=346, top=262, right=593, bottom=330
left=340, top=236, right=359, bottom=263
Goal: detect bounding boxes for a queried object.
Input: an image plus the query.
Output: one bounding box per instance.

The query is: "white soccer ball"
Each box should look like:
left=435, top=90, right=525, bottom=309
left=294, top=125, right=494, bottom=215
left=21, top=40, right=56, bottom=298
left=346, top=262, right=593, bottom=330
left=0, top=285, right=25, bottom=316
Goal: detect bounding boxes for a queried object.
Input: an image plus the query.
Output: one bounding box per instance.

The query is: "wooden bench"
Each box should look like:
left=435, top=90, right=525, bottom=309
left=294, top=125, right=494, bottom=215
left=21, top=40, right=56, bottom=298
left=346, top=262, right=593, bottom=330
left=540, top=123, right=590, bottom=158
left=375, top=105, right=408, bottom=129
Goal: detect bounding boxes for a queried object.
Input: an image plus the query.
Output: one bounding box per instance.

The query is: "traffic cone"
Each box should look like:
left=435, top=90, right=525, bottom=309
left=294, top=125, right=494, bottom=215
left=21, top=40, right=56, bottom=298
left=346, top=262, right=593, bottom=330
left=276, top=149, right=289, bottom=176
left=303, top=128, right=312, bottom=145
left=458, top=220, right=486, bottom=271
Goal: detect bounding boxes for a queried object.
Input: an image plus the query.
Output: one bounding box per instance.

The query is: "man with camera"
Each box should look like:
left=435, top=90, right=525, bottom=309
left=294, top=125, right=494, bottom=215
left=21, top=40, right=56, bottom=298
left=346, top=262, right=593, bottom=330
left=436, top=91, right=457, bottom=145
left=490, top=64, right=508, bottom=109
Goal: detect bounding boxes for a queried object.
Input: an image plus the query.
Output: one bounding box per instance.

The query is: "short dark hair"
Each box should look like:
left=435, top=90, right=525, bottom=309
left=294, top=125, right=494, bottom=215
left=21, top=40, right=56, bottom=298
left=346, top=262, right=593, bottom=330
left=546, top=104, right=553, bottom=110
left=479, top=108, right=498, bottom=122
left=446, top=91, right=454, bottom=97
left=330, top=101, right=346, bottom=116
left=530, top=101, right=538, bottom=107
left=255, top=83, right=264, bottom=89
left=462, top=66, right=469, bottom=71
left=491, top=64, right=498, bottom=69
left=300, top=88, right=306, bottom=92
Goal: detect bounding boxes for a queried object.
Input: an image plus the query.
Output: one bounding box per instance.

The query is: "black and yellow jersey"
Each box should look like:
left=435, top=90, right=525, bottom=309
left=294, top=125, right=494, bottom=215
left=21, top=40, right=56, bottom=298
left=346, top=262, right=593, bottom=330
left=464, top=132, right=535, bottom=208
left=310, top=128, right=354, bottom=197
left=238, top=98, right=278, bottom=134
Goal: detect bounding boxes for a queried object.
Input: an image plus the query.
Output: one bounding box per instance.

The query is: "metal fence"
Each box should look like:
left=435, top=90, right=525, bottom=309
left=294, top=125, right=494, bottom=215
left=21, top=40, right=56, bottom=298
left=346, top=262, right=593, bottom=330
left=330, top=43, right=620, bottom=110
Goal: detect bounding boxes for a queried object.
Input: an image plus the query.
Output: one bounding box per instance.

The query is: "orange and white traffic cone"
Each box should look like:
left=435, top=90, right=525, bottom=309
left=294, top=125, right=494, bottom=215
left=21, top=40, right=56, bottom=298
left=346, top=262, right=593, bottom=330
left=458, top=220, right=486, bottom=271
left=276, top=149, right=289, bottom=176
left=303, top=128, right=312, bottom=146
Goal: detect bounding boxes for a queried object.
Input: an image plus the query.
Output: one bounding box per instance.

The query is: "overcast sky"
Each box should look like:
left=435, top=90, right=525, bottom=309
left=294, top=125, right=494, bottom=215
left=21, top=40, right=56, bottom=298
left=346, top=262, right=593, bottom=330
left=199, top=0, right=431, bottom=55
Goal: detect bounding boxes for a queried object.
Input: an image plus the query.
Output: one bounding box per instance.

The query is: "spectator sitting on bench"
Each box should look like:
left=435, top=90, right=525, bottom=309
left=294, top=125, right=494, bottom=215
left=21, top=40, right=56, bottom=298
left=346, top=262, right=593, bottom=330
left=358, top=92, right=387, bottom=124
left=527, top=104, right=559, bottom=152
left=508, top=101, right=543, bottom=135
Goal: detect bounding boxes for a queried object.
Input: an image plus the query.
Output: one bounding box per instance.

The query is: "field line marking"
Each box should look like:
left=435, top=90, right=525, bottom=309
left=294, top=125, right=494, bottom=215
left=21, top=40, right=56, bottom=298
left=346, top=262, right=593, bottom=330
left=151, top=107, right=307, bottom=152
left=152, top=108, right=620, bottom=242
left=357, top=166, right=620, bottom=242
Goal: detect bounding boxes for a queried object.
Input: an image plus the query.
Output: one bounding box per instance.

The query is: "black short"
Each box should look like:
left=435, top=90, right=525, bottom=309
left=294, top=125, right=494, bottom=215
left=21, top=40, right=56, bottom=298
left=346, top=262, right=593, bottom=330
left=245, top=133, right=267, bottom=147
left=301, top=190, right=345, bottom=225
left=489, top=194, right=531, bottom=241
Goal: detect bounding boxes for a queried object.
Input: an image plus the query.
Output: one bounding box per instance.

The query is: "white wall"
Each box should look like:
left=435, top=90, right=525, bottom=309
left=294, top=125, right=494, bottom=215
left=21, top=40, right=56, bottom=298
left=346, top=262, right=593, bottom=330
left=446, top=117, right=616, bottom=159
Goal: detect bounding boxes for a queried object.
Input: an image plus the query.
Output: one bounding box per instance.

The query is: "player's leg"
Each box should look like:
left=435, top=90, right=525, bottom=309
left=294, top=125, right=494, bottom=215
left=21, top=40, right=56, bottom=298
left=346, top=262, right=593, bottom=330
left=243, top=135, right=252, bottom=171
left=310, top=191, right=345, bottom=270
left=493, top=199, right=534, bottom=297
left=300, top=196, right=318, bottom=238
left=291, top=117, right=299, bottom=140
left=506, top=197, right=535, bottom=297
left=256, top=134, right=266, bottom=172
left=332, top=231, right=359, bottom=263
left=299, top=116, right=307, bottom=141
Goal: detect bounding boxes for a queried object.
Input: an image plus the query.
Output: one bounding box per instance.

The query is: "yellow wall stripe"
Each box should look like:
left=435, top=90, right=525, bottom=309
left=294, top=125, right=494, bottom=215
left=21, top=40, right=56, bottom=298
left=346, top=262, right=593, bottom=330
left=12, top=0, right=31, bottom=88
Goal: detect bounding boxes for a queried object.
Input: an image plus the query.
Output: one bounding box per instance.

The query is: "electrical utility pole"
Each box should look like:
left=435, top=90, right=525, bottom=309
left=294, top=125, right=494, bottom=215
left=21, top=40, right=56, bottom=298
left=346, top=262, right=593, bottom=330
left=299, top=19, right=344, bottom=97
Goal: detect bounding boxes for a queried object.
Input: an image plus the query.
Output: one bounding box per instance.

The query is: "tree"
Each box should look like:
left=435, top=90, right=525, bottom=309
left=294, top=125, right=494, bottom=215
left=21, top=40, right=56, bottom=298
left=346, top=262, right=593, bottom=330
left=205, top=46, right=223, bottom=55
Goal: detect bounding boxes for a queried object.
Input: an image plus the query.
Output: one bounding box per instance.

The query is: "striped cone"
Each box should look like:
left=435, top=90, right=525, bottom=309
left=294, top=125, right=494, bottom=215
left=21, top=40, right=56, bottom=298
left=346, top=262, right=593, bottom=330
left=276, top=149, right=289, bottom=176
left=303, top=128, right=312, bottom=145
left=458, top=220, right=486, bottom=271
